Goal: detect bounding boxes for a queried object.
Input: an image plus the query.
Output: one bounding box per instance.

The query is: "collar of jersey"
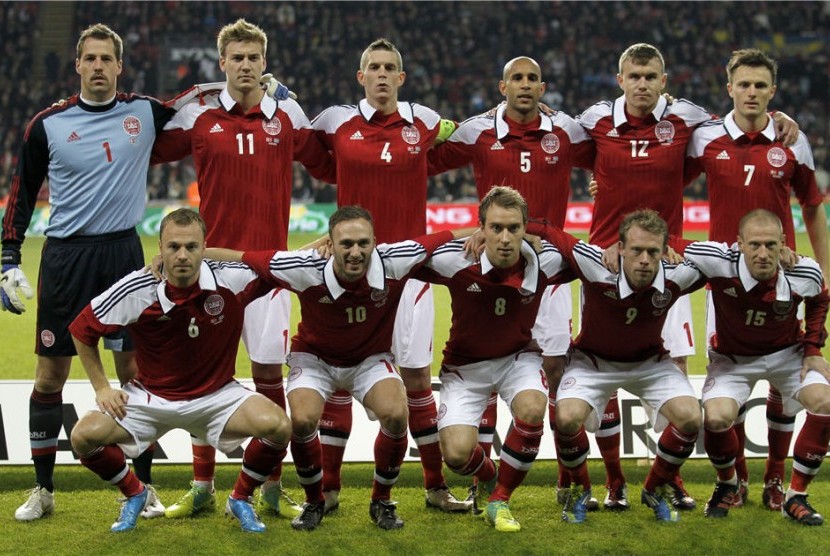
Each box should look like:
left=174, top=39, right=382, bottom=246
left=323, top=248, right=385, bottom=299
left=737, top=252, right=790, bottom=300
left=494, top=104, right=552, bottom=140
left=157, top=260, right=217, bottom=313
left=612, top=94, right=667, bottom=129
left=358, top=98, right=414, bottom=124
left=220, top=87, right=277, bottom=119
left=479, top=240, right=540, bottom=295
left=617, top=257, right=666, bottom=298
left=723, top=110, right=776, bottom=143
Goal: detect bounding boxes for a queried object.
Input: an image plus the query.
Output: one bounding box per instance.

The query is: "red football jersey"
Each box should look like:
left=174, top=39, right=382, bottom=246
left=544, top=227, right=706, bottom=362
left=312, top=99, right=441, bottom=242
left=684, top=241, right=828, bottom=356
left=578, top=95, right=712, bottom=247
left=417, top=238, right=573, bottom=366
left=152, top=87, right=332, bottom=250
left=685, top=111, right=822, bottom=246
left=70, top=261, right=270, bottom=400
left=243, top=232, right=451, bottom=366
left=428, top=105, right=595, bottom=226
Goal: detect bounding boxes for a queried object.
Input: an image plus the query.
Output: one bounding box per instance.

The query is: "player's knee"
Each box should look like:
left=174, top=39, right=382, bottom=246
left=440, top=442, right=473, bottom=470
left=255, top=411, right=292, bottom=445
left=379, top=407, right=408, bottom=436
left=703, top=409, right=734, bottom=432
left=672, top=403, right=702, bottom=434
left=291, top=413, right=320, bottom=438
left=70, top=413, right=107, bottom=455
left=512, top=394, right=547, bottom=424
left=555, top=404, right=585, bottom=435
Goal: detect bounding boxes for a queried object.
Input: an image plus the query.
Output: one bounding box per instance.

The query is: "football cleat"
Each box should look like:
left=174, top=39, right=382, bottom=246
left=603, top=483, right=631, bottom=511
left=704, top=482, right=738, bottom=518
left=112, top=487, right=149, bottom=532
left=225, top=496, right=266, bottom=533
left=164, top=481, right=216, bottom=518
left=291, top=502, right=325, bottom=531
left=14, top=485, right=55, bottom=522
left=485, top=500, right=521, bottom=532
left=731, top=480, right=748, bottom=508
left=782, top=494, right=824, bottom=526
left=369, top=499, right=404, bottom=530
left=472, top=475, right=498, bottom=515
left=255, top=484, right=303, bottom=519
left=557, top=484, right=599, bottom=511
left=562, top=484, right=593, bottom=524
left=666, top=479, right=696, bottom=510
left=425, top=486, right=473, bottom=512
left=641, top=487, right=680, bottom=523
left=323, top=490, right=340, bottom=515
left=140, top=484, right=165, bottom=519
left=762, top=478, right=785, bottom=511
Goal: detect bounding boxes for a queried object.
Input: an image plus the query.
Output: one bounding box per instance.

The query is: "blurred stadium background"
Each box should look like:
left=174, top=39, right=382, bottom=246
left=1, top=0, right=828, bottom=211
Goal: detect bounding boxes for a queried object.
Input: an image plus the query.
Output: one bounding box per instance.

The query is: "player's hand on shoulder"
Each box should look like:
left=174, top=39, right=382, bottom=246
left=524, top=234, right=543, bottom=254
left=50, top=97, right=70, bottom=109
left=801, top=355, right=830, bottom=383
left=663, top=246, right=683, bottom=265
left=662, top=92, right=675, bottom=104
left=771, top=111, right=799, bottom=146
left=144, top=254, right=164, bottom=281
left=261, top=73, right=297, bottom=101
left=601, top=243, right=620, bottom=273
left=95, top=385, right=129, bottom=420
left=1, top=249, right=33, bottom=314
left=463, top=229, right=486, bottom=262
left=779, top=247, right=798, bottom=270
left=587, top=174, right=598, bottom=199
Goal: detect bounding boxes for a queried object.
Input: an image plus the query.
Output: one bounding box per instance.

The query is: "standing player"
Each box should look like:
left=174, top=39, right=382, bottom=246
left=209, top=206, right=474, bottom=530
left=151, top=19, right=331, bottom=519
left=310, top=38, right=468, bottom=512
left=417, top=186, right=575, bottom=532
left=552, top=210, right=706, bottom=524
left=427, top=56, right=595, bottom=505
left=2, top=23, right=171, bottom=521
left=69, top=208, right=292, bottom=533
left=577, top=42, right=798, bottom=510
left=683, top=210, right=830, bottom=525
left=685, top=49, right=829, bottom=510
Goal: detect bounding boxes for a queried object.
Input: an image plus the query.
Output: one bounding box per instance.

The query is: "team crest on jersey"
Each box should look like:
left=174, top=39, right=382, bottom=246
left=371, top=286, right=389, bottom=307
left=772, top=300, right=793, bottom=315
left=123, top=116, right=142, bottom=136
left=204, top=294, right=225, bottom=316
left=560, top=376, right=576, bottom=390
left=766, top=147, right=787, bottom=168
left=262, top=118, right=282, bottom=136
left=651, top=290, right=672, bottom=309
left=401, top=125, right=420, bottom=145
left=702, top=375, right=716, bottom=393
left=40, top=330, right=55, bottom=348
left=540, top=133, right=560, bottom=154
left=654, top=121, right=675, bottom=144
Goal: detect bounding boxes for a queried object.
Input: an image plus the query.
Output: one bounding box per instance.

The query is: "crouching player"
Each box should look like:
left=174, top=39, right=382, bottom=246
left=208, top=206, right=475, bottom=531
left=414, top=186, right=575, bottom=532
left=551, top=210, right=706, bottom=524
left=69, top=209, right=291, bottom=533
left=684, top=209, right=830, bottom=525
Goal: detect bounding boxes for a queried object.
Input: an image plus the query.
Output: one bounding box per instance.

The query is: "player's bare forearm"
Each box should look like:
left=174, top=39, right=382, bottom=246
left=204, top=247, right=244, bottom=262
left=74, top=337, right=129, bottom=418
left=803, top=204, right=830, bottom=278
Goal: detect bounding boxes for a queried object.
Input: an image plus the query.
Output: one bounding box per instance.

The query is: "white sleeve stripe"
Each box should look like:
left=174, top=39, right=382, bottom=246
left=93, top=274, right=157, bottom=319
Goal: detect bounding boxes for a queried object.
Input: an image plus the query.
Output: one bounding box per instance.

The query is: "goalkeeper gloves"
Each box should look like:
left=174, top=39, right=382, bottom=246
left=260, top=73, right=297, bottom=101
left=1, top=248, right=33, bottom=314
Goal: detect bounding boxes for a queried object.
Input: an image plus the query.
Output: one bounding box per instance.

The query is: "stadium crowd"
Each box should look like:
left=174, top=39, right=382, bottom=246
left=1, top=1, right=829, bottom=204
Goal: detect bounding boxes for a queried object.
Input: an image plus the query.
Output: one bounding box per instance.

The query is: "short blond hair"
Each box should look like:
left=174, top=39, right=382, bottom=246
left=217, top=18, right=267, bottom=57
left=479, top=186, right=528, bottom=225
left=76, top=23, right=123, bottom=61
left=360, top=38, right=403, bottom=72
left=618, top=43, right=665, bottom=74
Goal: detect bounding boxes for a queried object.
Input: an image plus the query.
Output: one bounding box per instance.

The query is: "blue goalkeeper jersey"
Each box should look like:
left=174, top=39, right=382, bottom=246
left=2, top=93, right=172, bottom=245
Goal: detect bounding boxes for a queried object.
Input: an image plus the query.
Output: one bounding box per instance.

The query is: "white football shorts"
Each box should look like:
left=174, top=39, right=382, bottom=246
left=531, top=283, right=573, bottom=357
left=242, top=288, right=291, bottom=365
left=392, top=279, right=434, bottom=368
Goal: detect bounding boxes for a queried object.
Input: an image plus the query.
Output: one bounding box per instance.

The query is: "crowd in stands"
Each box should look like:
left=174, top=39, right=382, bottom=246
left=2, top=1, right=828, bottom=205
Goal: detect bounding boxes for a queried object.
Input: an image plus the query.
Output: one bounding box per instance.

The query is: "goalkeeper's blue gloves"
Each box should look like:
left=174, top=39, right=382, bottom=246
left=260, top=73, right=297, bottom=101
